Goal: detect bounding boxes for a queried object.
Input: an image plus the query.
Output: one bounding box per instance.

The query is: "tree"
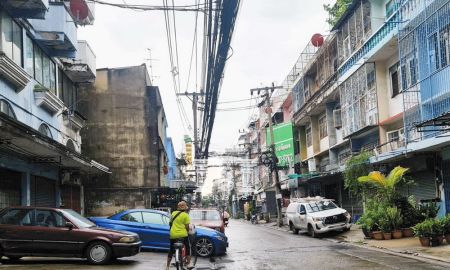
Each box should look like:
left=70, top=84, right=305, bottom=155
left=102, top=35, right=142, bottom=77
left=323, top=0, right=353, bottom=26
left=343, top=151, right=372, bottom=197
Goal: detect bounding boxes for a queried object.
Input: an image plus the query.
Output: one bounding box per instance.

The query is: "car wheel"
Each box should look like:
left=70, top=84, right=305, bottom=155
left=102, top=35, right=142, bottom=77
left=289, top=222, right=299, bottom=234
left=308, top=224, right=317, bottom=238
left=195, top=237, right=214, bottom=257
left=7, top=256, right=22, bottom=261
left=86, top=241, right=112, bottom=265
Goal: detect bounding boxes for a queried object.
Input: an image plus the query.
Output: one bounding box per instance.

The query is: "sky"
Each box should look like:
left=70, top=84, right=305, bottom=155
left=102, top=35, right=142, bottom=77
left=78, top=0, right=335, bottom=194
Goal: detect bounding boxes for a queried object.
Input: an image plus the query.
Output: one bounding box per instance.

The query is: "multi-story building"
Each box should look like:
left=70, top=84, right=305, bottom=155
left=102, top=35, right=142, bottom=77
left=288, top=0, right=450, bottom=216
left=79, top=64, right=170, bottom=215
left=0, top=0, right=108, bottom=214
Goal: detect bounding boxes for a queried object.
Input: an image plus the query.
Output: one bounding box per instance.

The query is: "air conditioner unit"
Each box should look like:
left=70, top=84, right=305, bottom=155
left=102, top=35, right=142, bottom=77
left=333, top=109, right=342, bottom=128
left=308, top=159, right=317, bottom=172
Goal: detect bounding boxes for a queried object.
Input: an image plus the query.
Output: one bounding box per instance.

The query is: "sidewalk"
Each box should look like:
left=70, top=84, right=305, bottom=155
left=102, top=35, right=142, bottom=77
left=239, top=219, right=450, bottom=265
left=330, top=225, right=450, bottom=264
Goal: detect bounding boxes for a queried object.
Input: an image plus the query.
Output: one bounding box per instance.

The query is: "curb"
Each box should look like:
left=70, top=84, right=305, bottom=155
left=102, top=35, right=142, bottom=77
left=325, top=238, right=450, bottom=267
left=239, top=219, right=450, bottom=267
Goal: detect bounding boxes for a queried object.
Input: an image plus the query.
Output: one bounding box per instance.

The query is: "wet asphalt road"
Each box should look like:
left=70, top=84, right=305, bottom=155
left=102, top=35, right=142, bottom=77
left=1, top=220, right=449, bottom=270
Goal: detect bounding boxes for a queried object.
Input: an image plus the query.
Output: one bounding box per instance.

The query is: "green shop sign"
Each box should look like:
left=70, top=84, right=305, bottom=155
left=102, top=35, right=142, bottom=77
left=266, top=121, right=295, bottom=167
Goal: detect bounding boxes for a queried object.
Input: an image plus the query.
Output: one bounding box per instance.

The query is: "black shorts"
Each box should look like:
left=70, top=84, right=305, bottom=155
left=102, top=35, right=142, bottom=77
left=168, top=237, right=191, bottom=257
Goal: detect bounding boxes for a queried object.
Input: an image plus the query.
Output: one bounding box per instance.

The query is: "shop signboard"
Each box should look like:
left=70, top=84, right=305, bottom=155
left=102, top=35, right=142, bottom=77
left=266, top=121, right=295, bottom=167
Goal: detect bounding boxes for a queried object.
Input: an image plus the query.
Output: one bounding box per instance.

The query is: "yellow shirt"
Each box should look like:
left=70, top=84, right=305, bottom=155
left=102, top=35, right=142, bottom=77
left=170, top=211, right=190, bottom=239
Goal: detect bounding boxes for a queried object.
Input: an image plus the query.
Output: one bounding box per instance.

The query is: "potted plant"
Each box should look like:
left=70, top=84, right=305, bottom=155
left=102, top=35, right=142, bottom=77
left=431, top=218, right=444, bottom=246
left=395, top=196, right=420, bottom=237
left=443, top=215, right=450, bottom=244
left=379, top=217, right=393, bottom=240
left=387, top=207, right=403, bottom=239
left=413, top=219, right=432, bottom=247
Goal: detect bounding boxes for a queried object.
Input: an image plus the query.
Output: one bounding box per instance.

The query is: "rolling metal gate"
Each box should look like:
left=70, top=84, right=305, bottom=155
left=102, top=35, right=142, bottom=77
left=0, top=169, right=21, bottom=208
left=61, top=185, right=81, bottom=213
left=30, top=176, right=56, bottom=207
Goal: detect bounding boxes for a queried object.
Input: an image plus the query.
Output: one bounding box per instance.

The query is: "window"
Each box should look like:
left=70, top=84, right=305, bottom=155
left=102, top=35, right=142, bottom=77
left=38, top=123, right=52, bottom=138
left=0, top=209, right=33, bottom=226
left=1, top=12, right=22, bottom=67
left=409, top=58, right=417, bottom=85
left=440, top=24, right=450, bottom=68
left=35, top=210, right=65, bottom=227
left=33, top=45, right=56, bottom=95
left=299, top=205, right=306, bottom=214
left=120, top=212, right=143, bottom=223
left=318, top=114, right=328, bottom=139
left=59, top=69, right=78, bottom=110
left=387, top=128, right=404, bottom=142
left=429, top=33, right=440, bottom=72
left=306, top=124, right=312, bottom=147
left=400, top=64, right=408, bottom=91
left=0, top=99, right=16, bottom=119
left=34, top=44, right=43, bottom=83
left=66, top=139, right=76, bottom=151
left=386, top=0, right=396, bottom=18
left=142, top=212, right=165, bottom=225
left=24, top=35, right=34, bottom=76
left=389, top=63, right=400, bottom=97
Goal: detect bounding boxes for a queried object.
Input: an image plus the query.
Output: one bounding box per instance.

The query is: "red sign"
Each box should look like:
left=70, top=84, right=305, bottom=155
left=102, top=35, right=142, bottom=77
left=311, top=33, right=324, bottom=47
left=70, top=0, right=89, bottom=21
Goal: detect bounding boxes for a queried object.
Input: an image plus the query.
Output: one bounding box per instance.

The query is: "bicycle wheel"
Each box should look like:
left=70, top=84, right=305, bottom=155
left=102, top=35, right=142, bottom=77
left=175, top=248, right=183, bottom=270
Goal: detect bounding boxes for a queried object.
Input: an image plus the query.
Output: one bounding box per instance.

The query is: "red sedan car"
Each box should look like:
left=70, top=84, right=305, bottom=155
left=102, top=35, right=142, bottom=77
left=189, top=209, right=225, bottom=233
left=0, top=207, right=141, bottom=264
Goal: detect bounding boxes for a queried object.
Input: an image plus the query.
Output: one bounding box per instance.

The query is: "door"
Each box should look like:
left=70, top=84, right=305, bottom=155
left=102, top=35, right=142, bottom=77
left=142, top=212, right=170, bottom=248
left=31, top=209, right=83, bottom=256
left=114, top=211, right=147, bottom=237
left=61, top=185, right=81, bottom=213
left=298, top=205, right=308, bottom=229
left=0, top=208, right=35, bottom=255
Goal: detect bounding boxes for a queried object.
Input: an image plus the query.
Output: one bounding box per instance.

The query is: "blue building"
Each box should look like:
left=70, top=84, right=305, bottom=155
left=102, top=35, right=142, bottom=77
left=0, top=0, right=108, bottom=214
left=165, top=137, right=178, bottom=184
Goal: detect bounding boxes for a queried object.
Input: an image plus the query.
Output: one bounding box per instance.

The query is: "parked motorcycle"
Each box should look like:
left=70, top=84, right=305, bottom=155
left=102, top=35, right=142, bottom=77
left=250, top=214, right=258, bottom=224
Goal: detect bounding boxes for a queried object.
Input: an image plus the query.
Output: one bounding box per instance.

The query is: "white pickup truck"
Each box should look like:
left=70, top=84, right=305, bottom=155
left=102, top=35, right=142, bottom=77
left=286, top=197, right=352, bottom=237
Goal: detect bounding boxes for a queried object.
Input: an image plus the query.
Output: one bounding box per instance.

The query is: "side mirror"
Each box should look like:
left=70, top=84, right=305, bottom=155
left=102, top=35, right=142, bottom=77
left=65, top=222, right=74, bottom=229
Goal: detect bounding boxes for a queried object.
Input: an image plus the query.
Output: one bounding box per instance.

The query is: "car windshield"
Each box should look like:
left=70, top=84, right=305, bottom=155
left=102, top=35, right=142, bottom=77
left=307, top=201, right=338, bottom=213
left=189, top=210, right=203, bottom=220
left=190, top=210, right=221, bottom=221
left=62, top=209, right=96, bottom=228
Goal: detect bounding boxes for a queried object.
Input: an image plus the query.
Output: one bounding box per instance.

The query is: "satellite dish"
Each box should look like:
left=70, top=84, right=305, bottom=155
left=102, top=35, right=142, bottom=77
left=311, top=33, right=324, bottom=47
left=70, top=0, right=89, bottom=21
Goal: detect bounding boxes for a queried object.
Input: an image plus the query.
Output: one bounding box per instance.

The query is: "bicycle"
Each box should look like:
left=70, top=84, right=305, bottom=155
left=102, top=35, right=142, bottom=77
left=172, top=238, right=197, bottom=270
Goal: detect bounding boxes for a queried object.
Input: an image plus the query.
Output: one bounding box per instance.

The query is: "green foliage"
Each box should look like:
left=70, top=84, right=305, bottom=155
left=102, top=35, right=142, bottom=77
left=413, top=218, right=444, bottom=237
left=386, top=207, right=402, bottom=230
left=394, top=196, right=422, bottom=228
left=358, top=166, right=409, bottom=204
left=442, top=215, right=450, bottom=234
left=418, top=202, right=440, bottom=220
left=343, top=151, right=372, bottom=197
left=323, top=0, right=353, bottom=26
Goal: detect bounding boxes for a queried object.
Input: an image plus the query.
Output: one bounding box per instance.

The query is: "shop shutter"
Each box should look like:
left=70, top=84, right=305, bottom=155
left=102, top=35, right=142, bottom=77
left=401, top=170, right=436, bottom=201
left=30, top=176, right=56, bottom=207
left=61, top=185, right=81, bottom=213
left=0, top=169, right=21, bottom=208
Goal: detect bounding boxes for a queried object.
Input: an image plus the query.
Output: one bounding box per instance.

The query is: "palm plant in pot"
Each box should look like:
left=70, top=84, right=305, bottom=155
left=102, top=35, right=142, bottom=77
left=387, top=207, right=403, bottom=239
left=379, top=217, right=393, bottom=240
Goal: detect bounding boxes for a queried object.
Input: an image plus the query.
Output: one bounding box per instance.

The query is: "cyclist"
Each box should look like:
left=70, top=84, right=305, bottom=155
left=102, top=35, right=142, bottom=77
left=166, top=201, right=192, bottom=270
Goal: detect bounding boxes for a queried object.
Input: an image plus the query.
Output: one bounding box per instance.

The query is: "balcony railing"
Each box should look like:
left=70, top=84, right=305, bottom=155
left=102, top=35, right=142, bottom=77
left=375, top=138, right=406, bottom=155
left=60, top=41, right=96, bottom=82
left=29, top=2, right=77, bottom=58
left=0, top=0, right=49, bottom=19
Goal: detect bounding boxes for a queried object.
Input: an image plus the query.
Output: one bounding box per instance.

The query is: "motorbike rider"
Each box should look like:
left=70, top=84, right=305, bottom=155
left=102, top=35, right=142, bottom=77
left=166, top=201, right=193, bottom=270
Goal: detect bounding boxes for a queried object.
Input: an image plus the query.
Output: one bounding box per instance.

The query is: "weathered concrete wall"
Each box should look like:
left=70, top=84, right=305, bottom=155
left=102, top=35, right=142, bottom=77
left=79, top=64, right=162, bottom=215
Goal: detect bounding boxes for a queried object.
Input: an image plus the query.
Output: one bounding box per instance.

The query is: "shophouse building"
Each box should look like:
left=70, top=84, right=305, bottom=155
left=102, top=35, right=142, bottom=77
left=0, top=0, right=109, bottom=214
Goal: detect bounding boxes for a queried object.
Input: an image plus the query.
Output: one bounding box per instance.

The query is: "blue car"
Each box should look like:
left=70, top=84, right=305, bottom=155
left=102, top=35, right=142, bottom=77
left=90, top=209, right=228, bottom=257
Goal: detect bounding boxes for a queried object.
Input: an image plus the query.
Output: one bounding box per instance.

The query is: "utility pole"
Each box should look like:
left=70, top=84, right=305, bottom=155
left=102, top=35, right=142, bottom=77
left=250, top=83, right=284, bottom=227
left=177, top=91, right=205, bottom=186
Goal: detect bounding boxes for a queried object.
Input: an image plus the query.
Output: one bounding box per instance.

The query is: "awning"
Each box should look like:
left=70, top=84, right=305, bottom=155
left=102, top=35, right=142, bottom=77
left=416, top=111, right=450, bottom=132
left=0, top=113, right=110, bottom=174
